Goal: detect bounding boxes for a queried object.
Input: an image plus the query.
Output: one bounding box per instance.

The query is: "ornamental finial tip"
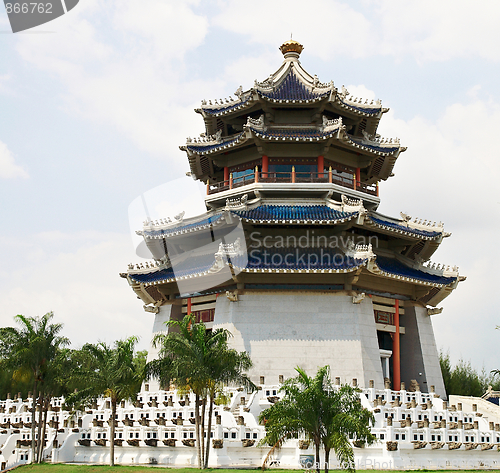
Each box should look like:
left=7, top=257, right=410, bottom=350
left=279, top=39, right=303, bottom=57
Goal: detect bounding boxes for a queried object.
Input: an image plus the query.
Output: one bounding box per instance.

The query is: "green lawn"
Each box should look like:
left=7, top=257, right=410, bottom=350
left=11, top=465, right=498, bottom=473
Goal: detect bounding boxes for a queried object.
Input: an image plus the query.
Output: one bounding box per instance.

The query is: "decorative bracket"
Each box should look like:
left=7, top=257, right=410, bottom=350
left=427, top=307, right=443, bottom=316
left=226, top=291, right=238, bottom=302
left=225, top=194, right=248, bottom=210
left=352, top=292, right=366, bottom=304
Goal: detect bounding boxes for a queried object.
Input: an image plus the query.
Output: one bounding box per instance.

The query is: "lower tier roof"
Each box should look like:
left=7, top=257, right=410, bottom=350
left=127, top=246, right=457, bottom=289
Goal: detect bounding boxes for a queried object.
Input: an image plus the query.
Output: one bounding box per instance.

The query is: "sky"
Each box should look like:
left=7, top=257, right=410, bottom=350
left=0, top=0, right=499, bottom=375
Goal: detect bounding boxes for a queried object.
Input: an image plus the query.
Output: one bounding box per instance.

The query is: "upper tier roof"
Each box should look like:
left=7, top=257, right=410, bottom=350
left=196, top=40, right=387, bottom=123
left=182, top=40, right=404, bottom=190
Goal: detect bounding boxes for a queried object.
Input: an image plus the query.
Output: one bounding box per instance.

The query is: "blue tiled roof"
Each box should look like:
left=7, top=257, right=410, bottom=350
left=338, top=98, right=381, bottom=115
left=348, top=137, right=399, bottom=154
left=128, top=245, right=364, bottom=284
left=259, top=71, right=330, bottom=101
left=368, top=215, right=442, bottom=239
left=249, top=128, right=397, bottom=154
left=129, top=252, right=216, bottom=284
left=233, top=205, right=356, bottom=222
left=201, top=96, right=251, bottom=116
left=375, top=256, right=456, bottom=285
left=186, top=132, right=244, bottom=154
left=143, top=213, right=224, bottom=238
left=232, top=247, right=365, bottom=272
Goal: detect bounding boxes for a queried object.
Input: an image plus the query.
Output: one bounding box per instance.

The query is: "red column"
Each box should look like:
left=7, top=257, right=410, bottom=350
left=262, top=155, right=269, bottom=178
left=355, top=167, right=361, bottom=189
left=393, top=300, right=401, bottom=391
left=317, top=155, right=324, bottom=176
left=224, top=167, right=229, bottom=185
left=187, top=298, right=192, bottom=314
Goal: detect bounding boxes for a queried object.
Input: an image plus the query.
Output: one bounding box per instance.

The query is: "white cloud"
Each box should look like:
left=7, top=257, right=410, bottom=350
left=213, top=0, right=500, bottom=63
left=0, top=231, right=152, bottom=351
left=374, top=0, right=500, bottom=62
left=0, top=140, right=28, bottom=179
left=212, top=0, right=373, bottom=60
left=112, top=0, right=208, bottom=60
left=14, top=0, right=210, bottom=158
left=0, top=74, right=13, bottom=95
left=223, top=52, right=280, bottom=90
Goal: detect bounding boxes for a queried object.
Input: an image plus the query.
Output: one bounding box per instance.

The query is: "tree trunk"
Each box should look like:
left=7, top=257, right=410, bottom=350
left=200, top=397, right=206, bottom=468
left=30, top=378, right=38, bottom=464
left=262, top=436, right=284, bottom=470
left=203, top=394, right=214, bottom=468
left=110, top=399, right=116, bottom=466
left=315, top=440, right=321, bottom=473
left=35, top=392, right=44, bottom=463
left=195, top=394, right=202, bottom=469
left=37, top=396, right=49, bottom=463
left=324, top=447, right=330, bottom=473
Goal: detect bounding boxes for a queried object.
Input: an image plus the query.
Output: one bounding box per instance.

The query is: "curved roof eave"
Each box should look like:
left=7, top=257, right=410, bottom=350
left=369, top=255, right=457, bottom=287
left=364, top=213, right=444, bottom=240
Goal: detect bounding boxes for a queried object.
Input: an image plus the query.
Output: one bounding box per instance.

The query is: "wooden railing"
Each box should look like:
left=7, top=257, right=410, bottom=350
left=207, top=168, right=378, bottom=196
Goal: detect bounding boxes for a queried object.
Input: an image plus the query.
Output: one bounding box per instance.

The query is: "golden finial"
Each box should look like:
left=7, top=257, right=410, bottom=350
left=279, top=38, right=304, bottom=57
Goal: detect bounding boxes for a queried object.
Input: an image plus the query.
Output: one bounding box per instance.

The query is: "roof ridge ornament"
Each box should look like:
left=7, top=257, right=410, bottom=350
left=322, top=115, right=345, bottom=134
left=143, top=211, right=185, bottom=230
left=235, top=85, right=243, bottom=99
left=245, top=114, right=265, bottom=131
left=362, top=130, right=400, bottom=146
left=412, top=258, right=461, bottom=279
left=338, top=85, right=382, bottom=109
left=400, top=213, right=445, bottom=232
left=186, top=130, right=223, bottom=145
left=127, top=259, right=164, bottom=273
left=343, top=240, right=376, bottom=260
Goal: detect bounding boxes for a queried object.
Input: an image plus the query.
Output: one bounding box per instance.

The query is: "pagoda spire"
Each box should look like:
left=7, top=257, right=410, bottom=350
left=279, top=38, right=304, bottom=59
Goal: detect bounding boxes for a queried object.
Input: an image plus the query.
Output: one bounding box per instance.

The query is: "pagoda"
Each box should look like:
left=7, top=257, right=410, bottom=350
left=122, top=40, right=464, bottom=397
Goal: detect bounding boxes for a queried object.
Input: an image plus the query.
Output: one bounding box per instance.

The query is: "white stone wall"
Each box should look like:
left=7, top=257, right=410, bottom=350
left=213, top=293, right=385, bottom=388
left=144, top=304, right=176, bottom=392
left=1, top=387, right=499, bottom=470
left=414, top=305, right=446, bottom=398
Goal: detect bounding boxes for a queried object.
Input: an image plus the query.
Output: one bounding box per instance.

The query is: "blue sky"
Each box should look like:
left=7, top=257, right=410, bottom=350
left=0, top=0, right=499, bottom=374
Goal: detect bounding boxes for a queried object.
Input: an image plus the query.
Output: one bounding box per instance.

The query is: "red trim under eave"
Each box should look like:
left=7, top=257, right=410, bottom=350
left=393, top=300, right=401, bottom=391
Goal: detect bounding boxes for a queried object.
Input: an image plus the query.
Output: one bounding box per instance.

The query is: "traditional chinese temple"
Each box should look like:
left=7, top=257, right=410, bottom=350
left=123, top=39, right=464, bottom=398
left=3, top=41, right=500, bottom=473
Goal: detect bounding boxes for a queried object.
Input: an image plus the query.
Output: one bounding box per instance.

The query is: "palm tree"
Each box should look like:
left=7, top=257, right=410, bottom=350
left=0, top=312, right=69, bottom=463
left=147, top=314, right=254, bottom=469
left=259, top=366, right=374, bottom=473
left=321, top=383, right=375, bottom=473
left=64, top=337, right=144, bottom=466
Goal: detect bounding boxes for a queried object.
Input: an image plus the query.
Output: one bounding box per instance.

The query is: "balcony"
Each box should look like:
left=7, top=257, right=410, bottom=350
left=207, top=170, right=379, bottom=197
